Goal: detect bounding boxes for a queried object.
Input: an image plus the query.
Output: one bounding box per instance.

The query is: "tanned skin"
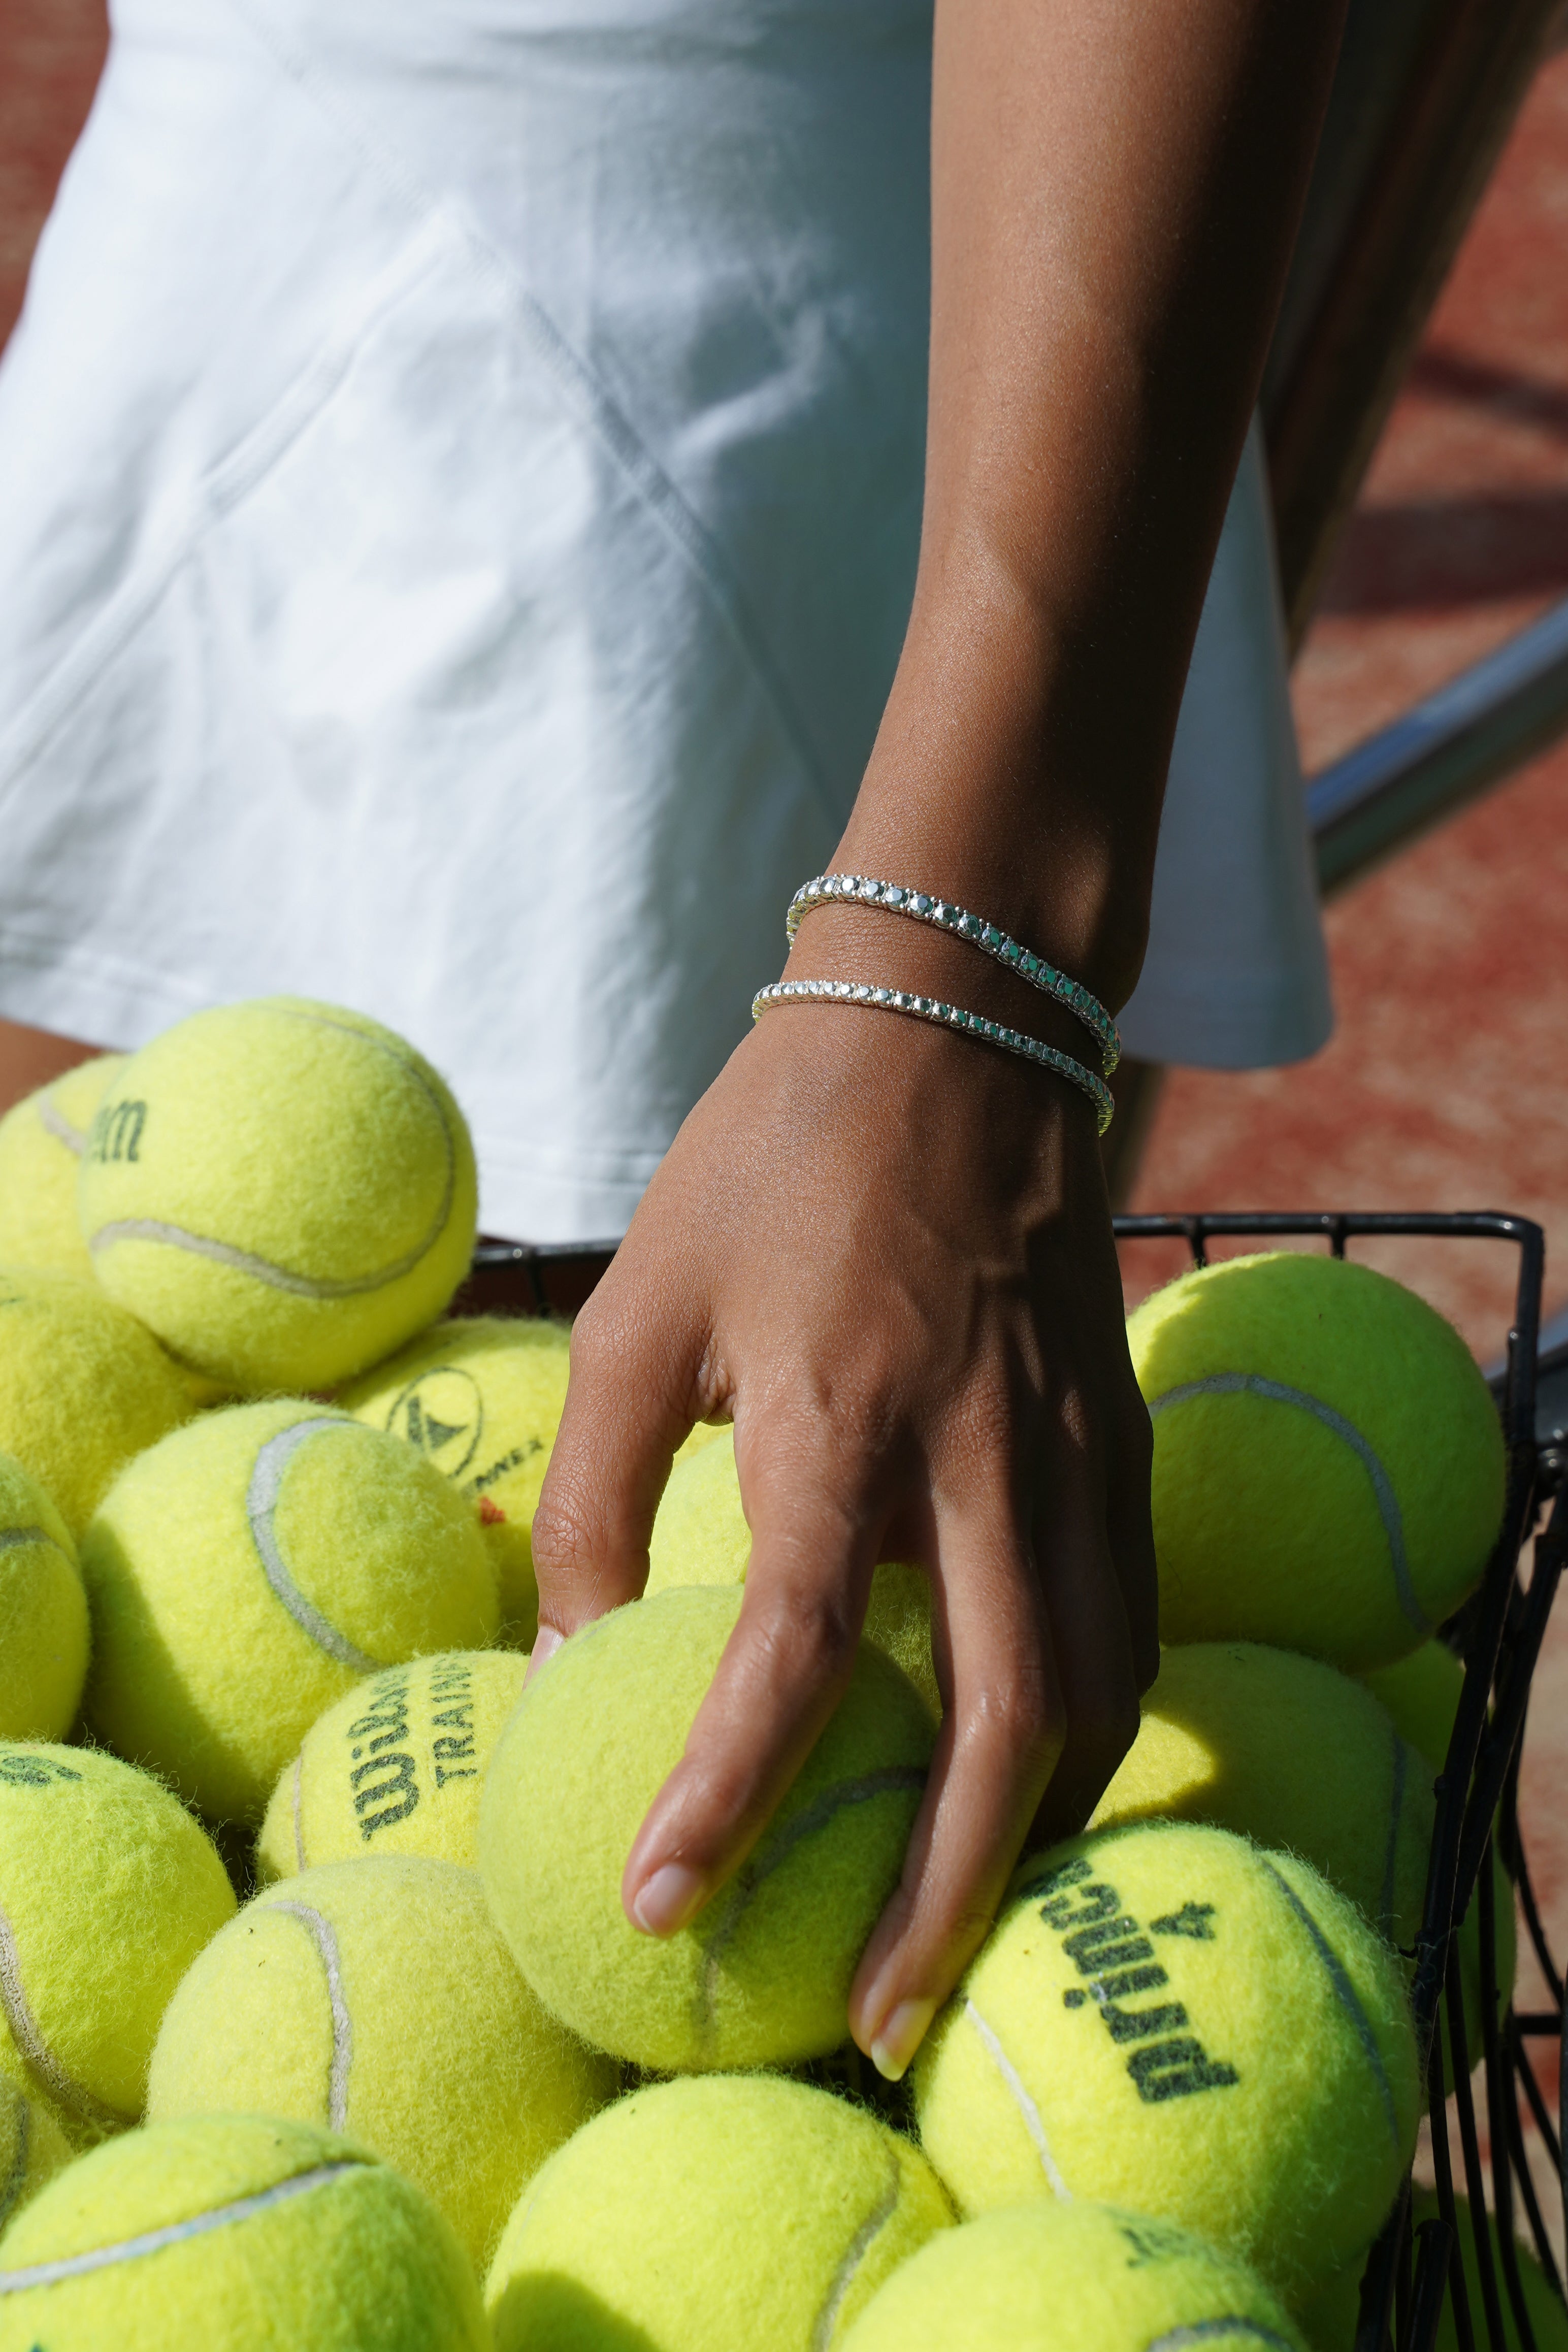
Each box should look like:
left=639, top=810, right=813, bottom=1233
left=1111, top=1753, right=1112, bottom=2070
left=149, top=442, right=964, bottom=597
left=530, top=0, right=1346, bottom=2082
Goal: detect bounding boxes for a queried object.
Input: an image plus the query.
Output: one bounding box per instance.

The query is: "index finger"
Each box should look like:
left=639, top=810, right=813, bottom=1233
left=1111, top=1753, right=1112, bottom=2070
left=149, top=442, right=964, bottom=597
left=528, top=1273, right=711, bottom=1670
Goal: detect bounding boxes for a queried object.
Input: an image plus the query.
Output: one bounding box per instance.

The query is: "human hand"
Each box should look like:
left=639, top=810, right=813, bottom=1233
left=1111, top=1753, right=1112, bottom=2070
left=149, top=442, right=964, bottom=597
left=528, top=915, right=1157, bottom=2080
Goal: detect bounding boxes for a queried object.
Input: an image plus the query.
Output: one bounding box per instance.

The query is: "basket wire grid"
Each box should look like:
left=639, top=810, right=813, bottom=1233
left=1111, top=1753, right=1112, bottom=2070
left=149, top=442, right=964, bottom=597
left=1115, top=1211, right=1564, bottom=2352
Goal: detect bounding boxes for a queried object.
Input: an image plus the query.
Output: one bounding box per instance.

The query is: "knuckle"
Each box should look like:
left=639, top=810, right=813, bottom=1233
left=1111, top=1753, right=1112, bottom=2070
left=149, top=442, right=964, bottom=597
left=948, top=1893, right=1006, bottom=1956
left=527, top=1488, right=605, bottom=1584
left=966, top=1663, right=1061, bottom=1774
left=748, top=1586, right=859, bottom=1689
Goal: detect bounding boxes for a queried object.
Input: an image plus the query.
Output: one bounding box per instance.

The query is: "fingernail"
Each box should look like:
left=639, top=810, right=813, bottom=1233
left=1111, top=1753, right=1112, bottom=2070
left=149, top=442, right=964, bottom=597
left=524, top=1627, right=563, bottom=1685
left=630, top=1863, right=707, bottom=1937
left=869, top=1998, right=937, bottom=2083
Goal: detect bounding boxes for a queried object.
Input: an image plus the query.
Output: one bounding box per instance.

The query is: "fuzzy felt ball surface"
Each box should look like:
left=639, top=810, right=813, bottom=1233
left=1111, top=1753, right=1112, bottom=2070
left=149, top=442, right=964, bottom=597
left=1090, top=1642, right=1433, bottom=1957
left=81, top=1400, right=498, bottom=1823
left=0, top=2113, right=488, bottom=2350
left=0, top=1453, right=89, bottom=1743
left=480, top=1585, right=933, bottom=2070
left=148, top=1853, right=612, bottom=2271
left=0, top=1266, right=190, bottom=1538
left=913, top=1819, right=1420, bottom=2302
left=340, top=1316, right=571, bottom=1645
left=257, top=1648, right=527, bottom=1881
left=838, top=2198, right=1308, bottom=2352
left=485, top=2073, right=952, bottom=2351
left=1127, top=1252, right=1504, bottom=1671
left=0, top=1056, right=126, bottom=1284
left=77, top=997, right=477, bottom=1395
left=0, top=1742, right=235, bottom=2141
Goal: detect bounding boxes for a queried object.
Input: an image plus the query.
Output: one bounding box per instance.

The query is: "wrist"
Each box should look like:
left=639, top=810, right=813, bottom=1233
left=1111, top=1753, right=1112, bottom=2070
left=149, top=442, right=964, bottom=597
left=836, top=572, right=1165, bottom=1009
left=780, top=899, right=1102, bottom=1083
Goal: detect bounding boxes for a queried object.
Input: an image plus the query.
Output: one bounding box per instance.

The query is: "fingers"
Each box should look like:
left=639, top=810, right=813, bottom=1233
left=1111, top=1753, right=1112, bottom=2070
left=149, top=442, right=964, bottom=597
left=1106, top=1387, right=1160, bottom=1691
left=848, top=1493, right=1064, bottom=2079
left=528, top=1257, right=711, bottom=1669
left=620, top=1444, right=881, bottom=1936
left=1027, top=1463, right=1141, bottom=1849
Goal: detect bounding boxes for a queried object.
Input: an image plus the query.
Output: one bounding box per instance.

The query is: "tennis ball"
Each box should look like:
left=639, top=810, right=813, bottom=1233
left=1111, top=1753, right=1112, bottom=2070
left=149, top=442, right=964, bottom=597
left=77, top=996, right=478, bottom=1395
left=1357, top=1643, right=1516, bottom=2060
left=1295, top=2195, right=1568, bottom=2352
left=1292, top=2253, right=1365, bottom=2352
left=0, top=1455, right=89, bottom=1742
left=1090, top=1642, right=1434, bottom=1954
left=1127, top=1252, right=1506, bottom=1671
left=485, top=2073, right=952, bottom=2351
left=0, top=1742, right=235, bottom=2142
left=913, top=1820, right=1420, bottom=2302
left=647, top=1427, right=940, bottom=1717
left=1417, top=2190, right=1568, bottom=2352
left=838, top=2198, right=1309, bottom=2352
left=340, top=1316, right=571, bottom=1645
left=0, top=2080, right=70, bottom=2233
left=81, top=1399, right=499, bottom=1823
left=0, top=2112, right=488, bottom=2351
left=1360, top=1640, right=1465, bottom=1772
left=148, top=1853, right=612, bottom=2272
left=0, top=1265, right=190, bottom=1537
left=0, top=1054, right=126, bottom=1282
left=256, top=1649, right=527, bottom=1882
left=480, top=1584, right=933, bottom=2070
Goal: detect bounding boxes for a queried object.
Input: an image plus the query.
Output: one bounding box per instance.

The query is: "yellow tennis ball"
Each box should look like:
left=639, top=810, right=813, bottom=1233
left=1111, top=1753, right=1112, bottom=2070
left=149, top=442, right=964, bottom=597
left=485, top=2073, right=952, bottom=2352
left=1291, top=2251, right=1365, bottom=2352
left=1357, top=1641, right=1516, bottom=2062
left=647, top=1427, right=939, bottom=1717
left=0, top=1266, right=190, bottom=1538
left=339, top=1316, right=572, bottom=1646
left=839, top=2198, right=1310, bottom=2352
left=81, top=1400, right=499, bottom=1823
left=479, top=1584, right=933, bottom=2070
left=1090, top=1642, right=1433, bottom=1955
left=148, top=1853, right=612, bottom=2273
left=0, top=2112, right=488, bottom=2351
left=0, top=1455, right=89, bottom=1743
left=0, top=2079, right=71, bottom=2232
left=1360, top=1639, right=1465, bottom=1772
left=913, top=1820, right=1420, bottom=2302
left=0, top=1055, right=127, bottom=1283
left=1419, top=2190, right=1567, bottom=2352
left=0, top=1742, right=235, bottom=2144
left=77, top=997, right=478, bottom=1395
left=256, top=1649, right=528, bottom=1882
left=1128, top=1253, right=1505, bottom=1671
left=1295, top=2194, right=1568, bottom=2352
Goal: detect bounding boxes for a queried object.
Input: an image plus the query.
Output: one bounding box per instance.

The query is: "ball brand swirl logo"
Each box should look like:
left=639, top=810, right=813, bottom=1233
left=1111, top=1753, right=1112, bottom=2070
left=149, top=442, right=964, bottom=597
left=1018, top=1855, right=1241, bottom=2105
left=382, top=1365, right=542, bottom=1502
left=384, top=1368, right=484, bottom=1479
left=86, top=1099, right=146, bottom=1165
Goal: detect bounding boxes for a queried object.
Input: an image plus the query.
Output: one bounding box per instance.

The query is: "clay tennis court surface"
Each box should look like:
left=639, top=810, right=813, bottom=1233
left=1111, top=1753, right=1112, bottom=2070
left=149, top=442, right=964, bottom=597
left=5, top=1, right=1567, bottom=2258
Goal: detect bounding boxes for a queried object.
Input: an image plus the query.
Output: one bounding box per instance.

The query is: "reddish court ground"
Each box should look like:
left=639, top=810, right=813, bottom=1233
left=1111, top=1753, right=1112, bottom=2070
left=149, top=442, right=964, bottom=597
left=1130, top=44, right=1568, bottom=1363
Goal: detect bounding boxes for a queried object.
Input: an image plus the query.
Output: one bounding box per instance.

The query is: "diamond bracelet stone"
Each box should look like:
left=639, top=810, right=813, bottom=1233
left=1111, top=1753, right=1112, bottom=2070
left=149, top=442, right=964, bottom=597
left=785, top=872, right=1120, bottom=1076
left=750, top=978, right=1115, bottom=1132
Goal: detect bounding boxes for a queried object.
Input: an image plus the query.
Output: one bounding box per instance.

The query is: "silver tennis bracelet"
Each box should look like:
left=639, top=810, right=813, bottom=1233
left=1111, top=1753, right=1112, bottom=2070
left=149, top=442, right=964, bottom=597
left=752, top=872, right=1120, bottom=1133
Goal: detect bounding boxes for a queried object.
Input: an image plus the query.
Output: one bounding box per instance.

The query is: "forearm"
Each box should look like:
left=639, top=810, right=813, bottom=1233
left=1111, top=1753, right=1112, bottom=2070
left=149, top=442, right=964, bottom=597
left=828, top=0, right=1346, bottom=1013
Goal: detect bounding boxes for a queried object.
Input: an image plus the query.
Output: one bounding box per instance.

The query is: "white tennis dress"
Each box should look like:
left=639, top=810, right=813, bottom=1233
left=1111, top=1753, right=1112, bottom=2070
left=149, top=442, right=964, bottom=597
left=0, top=0, right=1330, bottom=1240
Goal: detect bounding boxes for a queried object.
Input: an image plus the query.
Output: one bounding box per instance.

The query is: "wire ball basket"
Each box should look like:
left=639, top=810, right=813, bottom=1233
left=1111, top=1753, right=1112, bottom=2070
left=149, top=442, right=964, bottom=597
left=1115, top=1211, right=1565, bottom=2352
